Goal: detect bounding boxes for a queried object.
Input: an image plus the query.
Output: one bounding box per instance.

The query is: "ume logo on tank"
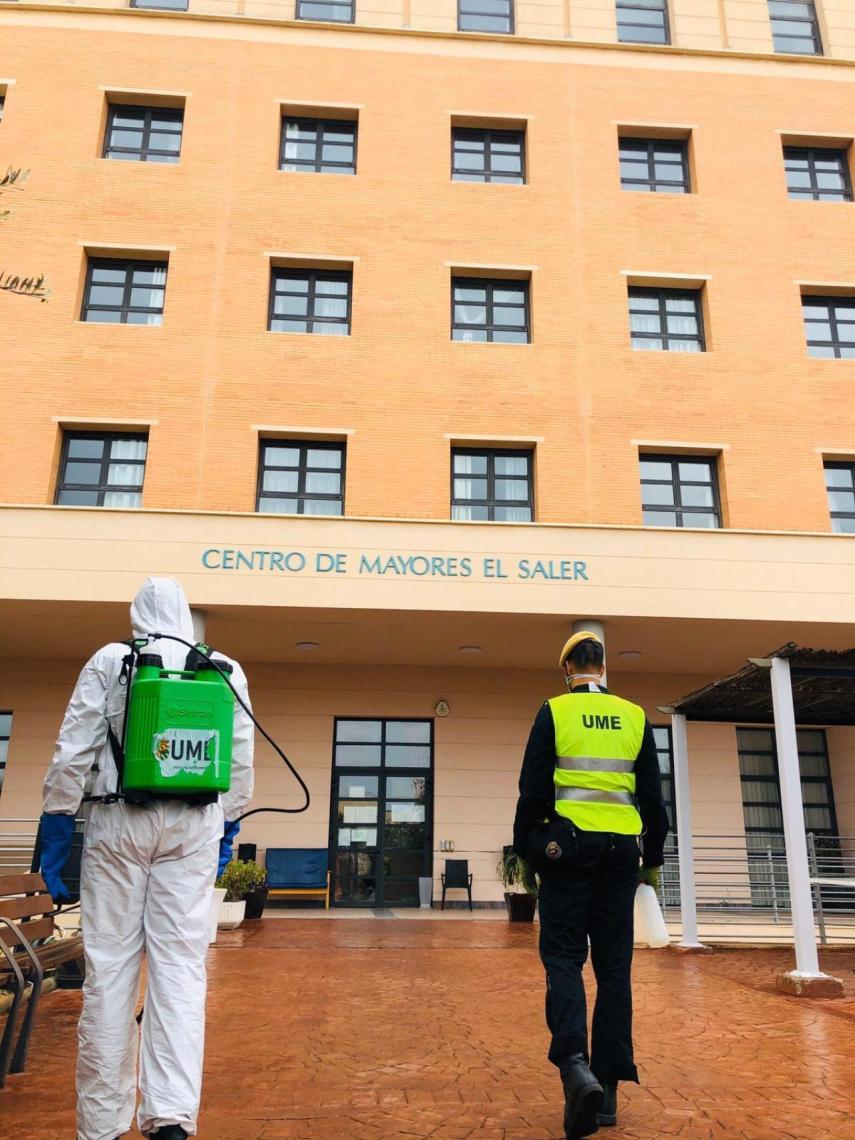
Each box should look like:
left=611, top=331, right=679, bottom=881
left=153, top=729, right=219, bottom=777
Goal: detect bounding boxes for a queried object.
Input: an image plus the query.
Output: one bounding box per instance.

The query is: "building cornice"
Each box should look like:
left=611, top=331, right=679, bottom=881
left=3, top=7, right=855, bottom=74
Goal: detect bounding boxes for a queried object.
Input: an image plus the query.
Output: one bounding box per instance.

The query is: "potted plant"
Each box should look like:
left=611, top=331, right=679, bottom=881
left=498, top=845, right=538, bottom=923
left=242, top=862, right=269, bottom=920
left=216, top=860, right=267, bottom=928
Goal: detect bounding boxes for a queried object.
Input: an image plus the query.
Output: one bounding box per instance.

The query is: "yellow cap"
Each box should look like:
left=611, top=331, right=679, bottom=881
left=558, top=630, right=603, bottom=669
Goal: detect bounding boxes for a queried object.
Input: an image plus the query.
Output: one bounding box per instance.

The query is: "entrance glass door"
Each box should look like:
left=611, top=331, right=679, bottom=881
left=329, top=718, right=433, bottom=907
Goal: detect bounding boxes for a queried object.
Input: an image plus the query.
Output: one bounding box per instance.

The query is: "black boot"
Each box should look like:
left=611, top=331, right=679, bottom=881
left=562, top=1055, right=604, bottom=1139
left=149, top=1129, right=188, bottom=1140
left=596, top=1084, right=617, bottom=1126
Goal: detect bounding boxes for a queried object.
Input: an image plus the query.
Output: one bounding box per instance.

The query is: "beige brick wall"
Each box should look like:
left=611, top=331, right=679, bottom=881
left=2, top=19, right=855, bottom=531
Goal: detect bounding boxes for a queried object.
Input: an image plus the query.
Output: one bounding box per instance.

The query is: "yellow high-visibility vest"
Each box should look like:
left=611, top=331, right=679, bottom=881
left=547, top=690, right=645, bottom=835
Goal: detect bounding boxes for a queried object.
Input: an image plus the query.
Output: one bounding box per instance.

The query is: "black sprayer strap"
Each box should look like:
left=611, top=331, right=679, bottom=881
left=83, top=643, right=140, bottom=806
left=148, top=633, right=311, bottom=821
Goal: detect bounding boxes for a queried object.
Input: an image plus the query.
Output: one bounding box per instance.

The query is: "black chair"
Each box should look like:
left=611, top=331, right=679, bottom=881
left=441, top=859, right=473, bottom=911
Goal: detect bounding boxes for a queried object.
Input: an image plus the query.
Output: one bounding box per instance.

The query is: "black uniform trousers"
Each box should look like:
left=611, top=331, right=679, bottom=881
left=537, top=829, right=640, bottom=1087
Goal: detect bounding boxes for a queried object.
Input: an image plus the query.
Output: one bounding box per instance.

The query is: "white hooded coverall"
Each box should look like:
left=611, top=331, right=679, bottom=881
left=42, top=578, right=254, bottom=1140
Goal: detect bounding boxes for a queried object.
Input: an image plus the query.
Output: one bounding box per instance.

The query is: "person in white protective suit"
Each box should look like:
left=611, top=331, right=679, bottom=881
left=39, top=578, right=254, bottom=1140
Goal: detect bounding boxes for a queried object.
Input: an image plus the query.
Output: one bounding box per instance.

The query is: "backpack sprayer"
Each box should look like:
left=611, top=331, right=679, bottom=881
left=97, top=632, right=311, bottom=822
left=37, top=633, right=310, bottom=915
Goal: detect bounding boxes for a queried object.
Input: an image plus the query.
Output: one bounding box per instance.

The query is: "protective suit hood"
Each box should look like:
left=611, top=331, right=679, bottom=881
left=130, top=577, right=195, bottom=643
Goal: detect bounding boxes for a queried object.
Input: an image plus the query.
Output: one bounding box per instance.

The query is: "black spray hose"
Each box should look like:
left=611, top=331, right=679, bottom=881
left=149, top=633, right=311, bottom=820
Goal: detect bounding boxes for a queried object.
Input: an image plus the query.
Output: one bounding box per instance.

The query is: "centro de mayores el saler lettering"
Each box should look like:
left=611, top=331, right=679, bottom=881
left=200, top=548, right=589, bottom=581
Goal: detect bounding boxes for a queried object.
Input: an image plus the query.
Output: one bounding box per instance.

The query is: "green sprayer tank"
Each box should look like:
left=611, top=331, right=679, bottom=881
left=123, top=653, right=235, bottom=795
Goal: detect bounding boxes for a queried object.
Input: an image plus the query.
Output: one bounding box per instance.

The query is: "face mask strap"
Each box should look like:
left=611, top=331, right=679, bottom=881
left=564, top=672, right=605, bottom=690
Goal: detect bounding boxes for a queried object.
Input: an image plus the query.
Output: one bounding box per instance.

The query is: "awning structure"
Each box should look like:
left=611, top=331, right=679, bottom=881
left=659, top=646, right=851, bottom=995
left=664, top=644, right=855, bottom=726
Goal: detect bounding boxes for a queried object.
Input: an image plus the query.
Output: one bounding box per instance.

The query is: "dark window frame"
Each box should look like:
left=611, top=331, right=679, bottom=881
left=824, top=461, right=855, bottom=532
left=768, top=0, right=823, bottom=56
left=279, top=116, right=358, bottom=175
left=329, top=716, right=434, bottom=908
left=628, top=286, right=705, bottom=352
left=0, top=710, right=11, bottom=798
left=651, top=724, right=676, bottom=833
left=451, top=127, right=525, bottom=184
left=458, top=0, right=514, bottom=34
left=619, top=136, right=689, bottom=193
left=55, top=431, right=148, bottom=508
left=130, top=0, right=189, bottom=10
left=639, top=454, right=722, bottom=529
left=616, top=0, right=670, bottom=46
left=802, top=295, right=855, bottom=359
left=737, top=727, right=838, bottom=837
left=81, top=258, right=168, bottom=324
left=296, top=0, right=355, bottom=21
left=451, top=276, right=530, bottom=343
left=268, top=268, right=353, bottom=336
left=256, top=439, right=346, bottom=516
left=784, top=146, right=852, bottom=202
left=103, top=104, right=184, bottom=163
left=450, top=447, right=534, bottom=522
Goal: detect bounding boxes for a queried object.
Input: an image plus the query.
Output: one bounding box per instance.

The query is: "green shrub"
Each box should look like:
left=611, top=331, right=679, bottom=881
left=217, top=859, right=267, bottom=902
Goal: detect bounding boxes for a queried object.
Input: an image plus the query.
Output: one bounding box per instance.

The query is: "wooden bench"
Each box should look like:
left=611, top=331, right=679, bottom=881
left=265, top=848, right=330, bottom=909
left=0, top=872, right=85, bottom=1087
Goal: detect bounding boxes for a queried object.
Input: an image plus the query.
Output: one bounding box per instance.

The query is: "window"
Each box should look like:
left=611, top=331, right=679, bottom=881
left=103, top=105, right=183, bottom=163
left=82, top=259, right=167, bottom=325
left=56, top=433, right=148, bottom=508
left=269, top=269, right=352, bottom=336
left=784, top=147, right=851, bottom=202
left=617, top=0, right=670, bottom=45
left=131, top=0, right=189, bottom=10
left=738, top=728, right=837, bottom=836
left=330, top=719, right=433, bottom=907
left=451, top=449, right=533, bottom=522
left=738, top=727, right=837, bottom=907
left=802, top=296, right=855, bottom=359
left=652, top=725, right=675, bottom=831
left=824, top=462, right=855, bottom=533
left=280, top=117, right=357, bottom=175
left=297, top=0, right=354, bottom=20
left=452, top=277, right=529, bottom=343
left=458, top=0, right=513, bottom=33
left=452, top=128, right=524, bottom=184
left=257, top=441, right=345, bottom=515
left=768, top=1, right=822, bottom=55
left=629, top=288, right=704, bottom=352
left=619, top=137, right=689, bottom=193
left=0, top=712, right=11, bottom=798
left=640, top=456, right=721, bottom=528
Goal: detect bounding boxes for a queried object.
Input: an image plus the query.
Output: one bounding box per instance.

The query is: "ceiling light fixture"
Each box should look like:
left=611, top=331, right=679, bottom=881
left=458, top=645, right=483, bottom=655
left=618, top=650, right=642, bottom=660
left=296, top=641, right=320, bottom=651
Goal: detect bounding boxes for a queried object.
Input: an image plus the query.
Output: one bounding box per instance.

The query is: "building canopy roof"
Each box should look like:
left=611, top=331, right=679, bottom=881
left=662, top=644, right=855, bottom=726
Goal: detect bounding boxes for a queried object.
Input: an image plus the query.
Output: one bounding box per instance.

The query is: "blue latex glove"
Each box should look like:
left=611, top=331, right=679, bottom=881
left=218, top=819, right=240, bottom=877
left=39, top=812, right=75, bottom=904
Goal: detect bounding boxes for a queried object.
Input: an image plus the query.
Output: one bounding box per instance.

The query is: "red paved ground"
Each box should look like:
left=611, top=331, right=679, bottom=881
left=2, top=920, right=853, bottom=1139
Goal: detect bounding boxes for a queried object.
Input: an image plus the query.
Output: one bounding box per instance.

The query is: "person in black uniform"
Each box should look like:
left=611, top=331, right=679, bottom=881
left=513, top=631, right=669, bottom=1139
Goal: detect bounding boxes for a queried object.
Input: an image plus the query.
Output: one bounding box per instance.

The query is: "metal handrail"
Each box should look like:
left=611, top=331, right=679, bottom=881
left=658, top=831, right=855, bottom=945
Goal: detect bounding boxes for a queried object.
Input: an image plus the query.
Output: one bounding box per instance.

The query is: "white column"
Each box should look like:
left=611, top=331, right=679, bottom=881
left=769, top=656, right=821, bottom=976
left=572, top=618, right=606, bottom=685
left=671, top=713, right=702, bottom=947
left=190, top=608, right=207, bottom=644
